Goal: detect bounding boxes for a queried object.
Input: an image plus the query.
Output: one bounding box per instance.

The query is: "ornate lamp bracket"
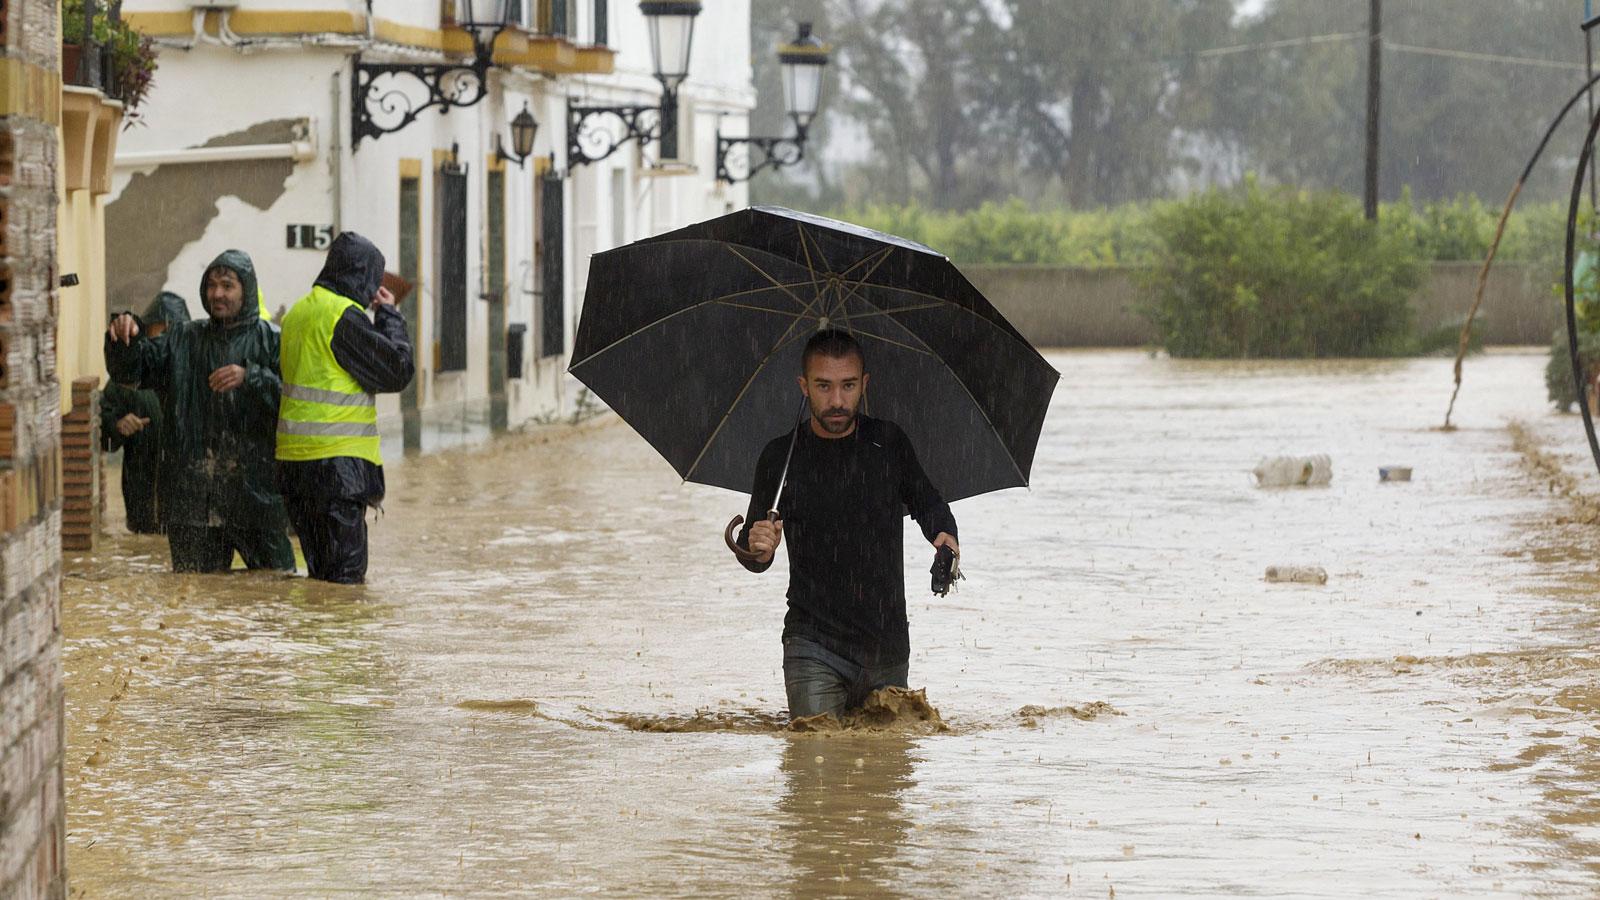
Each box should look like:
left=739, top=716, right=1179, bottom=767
left=352, top=57, right=494, bottom=149
left=566, top=101, right=669, bottom=167
left=715, top=129, right=809, bottom=184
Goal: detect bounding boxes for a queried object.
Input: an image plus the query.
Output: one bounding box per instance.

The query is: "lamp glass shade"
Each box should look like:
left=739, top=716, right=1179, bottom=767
left=510, top=105, right=539, bottom=159
left=641, top=1, right=700, bottom=91
left=781, top=60, right=825, bottom=130
left=778, top=22, right=829, bottom=131
left=455, top=0, right=515, bottom=45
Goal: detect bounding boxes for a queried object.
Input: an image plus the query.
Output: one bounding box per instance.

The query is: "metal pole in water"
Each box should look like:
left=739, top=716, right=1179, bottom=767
left=1588, top=0, right=1597, bottom=212
left=1364, top=0, right=1382, bottom=221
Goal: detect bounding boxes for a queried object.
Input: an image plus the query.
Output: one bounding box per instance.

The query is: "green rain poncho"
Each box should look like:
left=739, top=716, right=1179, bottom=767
left=100, top=292, right=192, bottom=533
left=105, top=251, right=290, bottom=537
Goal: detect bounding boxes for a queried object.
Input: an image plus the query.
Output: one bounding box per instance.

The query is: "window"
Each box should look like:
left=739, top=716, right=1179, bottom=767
left=435, top=160, right=468, bottom=372
left=486, top=167, right=508, bottom=390
left=539, top=169, right=564, bottom=358
left=487, top=169, right=506, bottom=301
left=399, top=166, right=422, bottom=401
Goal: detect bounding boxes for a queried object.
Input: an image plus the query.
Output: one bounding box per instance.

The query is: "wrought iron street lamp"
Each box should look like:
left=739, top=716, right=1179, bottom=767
left=496, top=103, right=540, bottom=168
left=567, top=1, right=701, bottom=167
left=352, top=0, right=519, bottom=148
left=716, top=22, right=829, bottom=184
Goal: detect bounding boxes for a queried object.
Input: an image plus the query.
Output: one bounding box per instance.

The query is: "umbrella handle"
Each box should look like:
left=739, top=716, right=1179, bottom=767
left=724, top=511, right=778, bottom=562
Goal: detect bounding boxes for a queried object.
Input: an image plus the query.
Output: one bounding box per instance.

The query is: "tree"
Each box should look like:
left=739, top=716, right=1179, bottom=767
left=819, top=0, right=1013, bottom=208
left=1000, top=0, right=1234, bottom=206
left=754, top=0, right=1596, bottom=212
left=1207, top=0, right=1592, bottom=202
left=755, top=0, right=1232, bottom=209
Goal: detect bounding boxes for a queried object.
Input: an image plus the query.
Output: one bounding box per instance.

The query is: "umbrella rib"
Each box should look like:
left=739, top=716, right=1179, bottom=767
left=826, top=278, right=1052, bottom=365
left=831, top=249, right=898, bottom=310
left=797, top=226, right=835, bottom=316
left=834, top=245, right=896, bottom=280
left=727, top=246, right=813, bottom=312
left=717, top=281, right=821, bottom=302
left=824, top=302, right=946, bottom=321
left=797, top=224, right=820, bottom=288
left=568, top=281, right=816, bottom=370
left=714, top=300, right=818, bottom=316
left=855, top=294, right=1033, bottom=488
left=849, top=327, right=937, bottom=358
left=681, top=290, right=831, bottom=483
left=824, top=246, right=898, bottom=332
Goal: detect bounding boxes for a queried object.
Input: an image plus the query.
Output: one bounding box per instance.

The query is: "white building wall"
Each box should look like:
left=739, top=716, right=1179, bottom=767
left=112, top=0, right=756, bottom=443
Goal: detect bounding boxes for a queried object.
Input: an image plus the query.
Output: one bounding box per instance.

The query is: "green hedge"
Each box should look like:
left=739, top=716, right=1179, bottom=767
left=828, top=189, right=1567, bottom=358
left=828, top=194, right=1565, bottom=268
left=1139, top=182, right=1424, bottom=358
left=839, top=199, right=1163, bottom=267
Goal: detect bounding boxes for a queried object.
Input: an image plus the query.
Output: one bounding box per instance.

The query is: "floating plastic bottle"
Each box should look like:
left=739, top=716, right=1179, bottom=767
left=1252, top=454, right=1333, bottom=487
left=1264, top=565, right=1328, bottom=585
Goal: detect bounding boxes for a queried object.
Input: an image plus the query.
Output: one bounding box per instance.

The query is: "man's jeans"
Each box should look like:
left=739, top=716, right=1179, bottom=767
left=782, top=636, right=909, bottom=718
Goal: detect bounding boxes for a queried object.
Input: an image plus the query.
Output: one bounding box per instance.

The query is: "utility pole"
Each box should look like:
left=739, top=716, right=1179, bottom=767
left=1588, top=0, right=1597, bottom=212
left=1364, top=0, right=1381, bottom=221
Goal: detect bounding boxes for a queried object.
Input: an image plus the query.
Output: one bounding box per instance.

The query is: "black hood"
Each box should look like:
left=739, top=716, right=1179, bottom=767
left=198, top=249, right=261, bottom=327
left=314, top=231, right=386, bottom=306
left=142, top=291, right=192, bottom=326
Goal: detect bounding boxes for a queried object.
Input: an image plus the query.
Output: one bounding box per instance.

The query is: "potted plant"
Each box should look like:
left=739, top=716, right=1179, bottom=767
left=60, top=0, right=92, bottom=84
left=102, top=23, right=158, bottom=124
left=61, top=1, right=158, bottom=126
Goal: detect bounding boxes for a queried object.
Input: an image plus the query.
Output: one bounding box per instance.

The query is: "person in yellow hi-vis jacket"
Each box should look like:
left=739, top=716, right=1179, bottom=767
left=276, top=232, right=414, bottom=583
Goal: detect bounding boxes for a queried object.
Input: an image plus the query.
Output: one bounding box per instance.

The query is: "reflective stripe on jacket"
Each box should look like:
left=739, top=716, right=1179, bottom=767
left=276, top=286, right=381, bottom=464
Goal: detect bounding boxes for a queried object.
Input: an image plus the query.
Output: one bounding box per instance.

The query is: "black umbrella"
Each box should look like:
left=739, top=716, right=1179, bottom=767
left=569, top=206, right=1059, bottom=548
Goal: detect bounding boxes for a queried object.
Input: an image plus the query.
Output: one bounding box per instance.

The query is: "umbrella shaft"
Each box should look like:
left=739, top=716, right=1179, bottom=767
left=769, top=396, right=810, bottom=517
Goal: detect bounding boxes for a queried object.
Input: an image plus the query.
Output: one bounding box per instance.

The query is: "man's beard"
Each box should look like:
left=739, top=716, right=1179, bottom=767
left=812, top=403, right=857, bottom=435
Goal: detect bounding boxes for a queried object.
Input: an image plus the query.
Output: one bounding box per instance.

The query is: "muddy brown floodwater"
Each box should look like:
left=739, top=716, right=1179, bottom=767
left=61, top=349, right=1600, bottom=897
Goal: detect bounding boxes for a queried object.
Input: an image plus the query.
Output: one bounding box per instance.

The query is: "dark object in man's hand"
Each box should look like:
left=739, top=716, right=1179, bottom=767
left=931, top=545, right=962, bottom=596
left=381, top=271, right=413, bottom=304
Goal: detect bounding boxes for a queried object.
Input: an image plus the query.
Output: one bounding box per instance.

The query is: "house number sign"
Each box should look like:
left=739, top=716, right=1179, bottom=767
left=286, top=225, right=335, bottom=250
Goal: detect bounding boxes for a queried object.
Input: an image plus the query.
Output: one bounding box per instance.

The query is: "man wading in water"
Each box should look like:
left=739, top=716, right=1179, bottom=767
left=736, top=329, right=959, bottom=720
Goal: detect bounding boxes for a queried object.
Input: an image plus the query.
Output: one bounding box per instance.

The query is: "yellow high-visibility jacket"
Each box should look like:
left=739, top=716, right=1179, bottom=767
left=275, top=286, right=381, bottom=464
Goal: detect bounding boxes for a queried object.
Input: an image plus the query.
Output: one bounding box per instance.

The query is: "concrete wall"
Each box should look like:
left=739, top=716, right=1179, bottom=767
left=0, top=0, right=68, bottom=895
left=1411, top=261, right=1553, bottom=346
left=963, top=261, right=1555, bottom=349
left=962, top=265, right=1160, bottom=348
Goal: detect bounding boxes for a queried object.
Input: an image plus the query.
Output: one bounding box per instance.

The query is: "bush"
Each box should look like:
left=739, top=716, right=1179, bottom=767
left=1139, top=181, right=1425, bottom=358
left=835, top=200, right=1163, bottom=268
left=1379, top=190, right=1493, bottom=262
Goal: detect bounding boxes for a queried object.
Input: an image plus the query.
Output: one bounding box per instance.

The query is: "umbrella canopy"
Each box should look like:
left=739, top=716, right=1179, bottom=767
left=569, top=206, right=1059, bottom=503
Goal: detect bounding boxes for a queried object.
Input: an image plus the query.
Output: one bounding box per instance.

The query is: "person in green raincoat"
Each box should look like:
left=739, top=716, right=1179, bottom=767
left=99, top=291, right=192, bottom=533
left=105, top=251, right=295, bottom=573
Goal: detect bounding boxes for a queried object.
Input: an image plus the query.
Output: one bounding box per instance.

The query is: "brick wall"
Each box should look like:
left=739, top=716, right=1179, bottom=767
left=0, top=0, right=67, bottom=895
left=60, top=378, right=97, bottom=554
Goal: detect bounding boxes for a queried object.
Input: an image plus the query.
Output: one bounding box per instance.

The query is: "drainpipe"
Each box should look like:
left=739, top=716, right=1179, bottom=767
left=113, top=138, right=318, bottom=168
left=331, top=70, right=344, bottom=234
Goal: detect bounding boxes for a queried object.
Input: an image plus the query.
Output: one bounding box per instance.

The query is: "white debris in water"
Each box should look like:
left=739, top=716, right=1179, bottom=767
left=1264, top=565, right=1329, bottom=585
left=1252, top=454, right=1332, bottom=487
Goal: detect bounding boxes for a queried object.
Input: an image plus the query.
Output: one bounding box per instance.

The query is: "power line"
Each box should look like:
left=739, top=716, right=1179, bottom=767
left=1384, top=41, right=1587, bottom=72
left=1193, top=31, right=1362, bottom=59
left=1185, top=30, right=1585, bottom=73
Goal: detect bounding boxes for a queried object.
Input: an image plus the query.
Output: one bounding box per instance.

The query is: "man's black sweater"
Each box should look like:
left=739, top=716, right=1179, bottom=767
left=738, top=415, right=957, bottom=666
